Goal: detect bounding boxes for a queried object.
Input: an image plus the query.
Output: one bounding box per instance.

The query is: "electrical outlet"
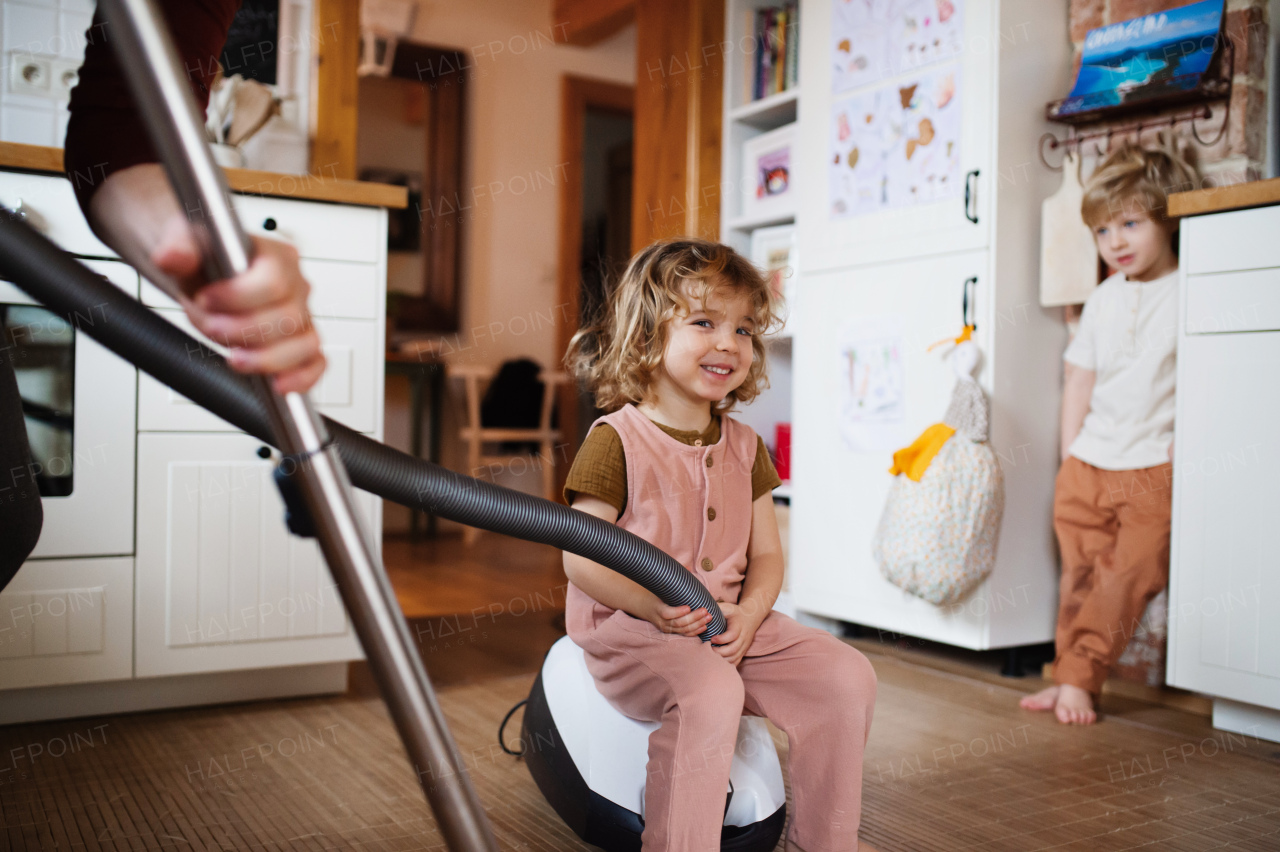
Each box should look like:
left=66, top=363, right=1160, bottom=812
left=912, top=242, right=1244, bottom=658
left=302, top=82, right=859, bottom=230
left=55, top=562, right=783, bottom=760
left=8, top=52, right=52, bottom=97
left=50, top=59, right=80, bottom=100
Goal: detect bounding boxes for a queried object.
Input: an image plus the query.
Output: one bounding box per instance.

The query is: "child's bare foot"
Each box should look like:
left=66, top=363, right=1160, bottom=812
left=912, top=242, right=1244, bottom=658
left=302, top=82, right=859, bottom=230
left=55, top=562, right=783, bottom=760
left=1019, top=684, right=1059, bottom=711
left=1054, top=683, right=1097, bottom=725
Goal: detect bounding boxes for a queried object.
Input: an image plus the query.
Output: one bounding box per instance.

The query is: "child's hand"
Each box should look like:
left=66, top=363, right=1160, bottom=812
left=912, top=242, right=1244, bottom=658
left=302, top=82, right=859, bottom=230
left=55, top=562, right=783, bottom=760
left=711, top=603, right=760, bottom=667
left=646, top=603, right=712, bottom=637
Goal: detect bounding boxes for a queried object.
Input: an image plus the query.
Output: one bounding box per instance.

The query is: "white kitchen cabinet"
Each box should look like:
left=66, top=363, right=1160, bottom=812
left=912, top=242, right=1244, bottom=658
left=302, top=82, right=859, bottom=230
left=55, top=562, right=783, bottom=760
left=135, top=432, right=371, bottom=678
left=785, top=0, right=1069, bottom=649
left=0, top=157, right=393, bottom=720
left=1168, top=207, right=1280, bottom=733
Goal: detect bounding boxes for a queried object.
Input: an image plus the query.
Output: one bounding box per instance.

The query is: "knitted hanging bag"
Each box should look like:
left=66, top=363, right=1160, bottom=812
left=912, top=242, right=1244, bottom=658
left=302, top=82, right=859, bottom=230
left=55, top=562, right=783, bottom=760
left=873, top=335, right=1005, bottom=606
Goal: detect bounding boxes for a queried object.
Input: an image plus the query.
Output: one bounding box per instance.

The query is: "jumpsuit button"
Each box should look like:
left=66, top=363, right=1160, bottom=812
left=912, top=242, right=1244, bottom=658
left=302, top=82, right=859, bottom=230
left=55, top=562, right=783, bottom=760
left=700, top=557, right=713, bottom=572
left=694, top=439, right=703, bottom=446
left=705, top=456, right=714, bottom=468
left=707, top=507, right=716, bottom=521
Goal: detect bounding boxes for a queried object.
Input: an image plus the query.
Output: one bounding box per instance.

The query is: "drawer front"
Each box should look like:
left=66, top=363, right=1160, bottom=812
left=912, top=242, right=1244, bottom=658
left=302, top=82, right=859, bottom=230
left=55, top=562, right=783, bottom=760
left=0, top=171, right=115, bottom=258
left=235, top=194, right=384, bottom=264
left=1185, top=206, right=1280, bottom=275
left=140, top=257, right=381, bottom=320
left=137, top=310, right=380, bottom=434
left=1185, top=268, right=1280, bottom=334
left=0, top=557, right=133, bottom=690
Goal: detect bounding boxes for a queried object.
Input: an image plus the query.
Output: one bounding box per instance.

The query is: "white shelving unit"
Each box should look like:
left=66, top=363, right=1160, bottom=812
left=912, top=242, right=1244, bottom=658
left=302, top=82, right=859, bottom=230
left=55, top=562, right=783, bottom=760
left=721, top=0, right=802, bottom=484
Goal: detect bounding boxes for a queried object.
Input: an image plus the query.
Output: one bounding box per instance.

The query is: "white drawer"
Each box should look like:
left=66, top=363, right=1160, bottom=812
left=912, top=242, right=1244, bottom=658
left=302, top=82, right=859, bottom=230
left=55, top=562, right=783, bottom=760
left=1185, top=206, right=1280, bottom=275
left=234, top=194, right=384, bottom=264
left=0, top=171, right=115, bottom=258
left=0, top=557, right=133, bottom=690
left=1186, top=268, right=1280, bottom=334
left=138, top=310, right=381, bottom=434
left=140, top=257, right=381, bottom=320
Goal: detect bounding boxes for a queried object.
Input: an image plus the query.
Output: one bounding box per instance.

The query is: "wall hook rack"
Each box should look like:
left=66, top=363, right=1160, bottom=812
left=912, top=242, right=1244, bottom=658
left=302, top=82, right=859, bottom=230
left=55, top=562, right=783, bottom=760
left=1038, top=37, right=1234, bottom=171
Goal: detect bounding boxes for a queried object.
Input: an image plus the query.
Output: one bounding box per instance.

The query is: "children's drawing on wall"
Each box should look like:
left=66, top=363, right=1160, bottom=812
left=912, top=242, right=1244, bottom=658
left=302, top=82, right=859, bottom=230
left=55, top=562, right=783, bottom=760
left=829, top=64, right=961, bottom=219
left=838, top=314, right=907, bottom=452
left=831, top=0, right=964, bottom=93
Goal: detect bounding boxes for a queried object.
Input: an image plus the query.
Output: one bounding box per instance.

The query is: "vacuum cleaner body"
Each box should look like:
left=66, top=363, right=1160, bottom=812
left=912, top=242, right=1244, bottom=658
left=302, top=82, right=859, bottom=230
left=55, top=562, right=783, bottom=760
left=522, top=636, right=787, bottom=851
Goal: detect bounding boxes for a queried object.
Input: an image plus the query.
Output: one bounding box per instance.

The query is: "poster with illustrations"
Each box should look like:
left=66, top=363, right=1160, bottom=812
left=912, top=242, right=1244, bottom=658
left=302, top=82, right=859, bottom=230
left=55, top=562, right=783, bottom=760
left=838, top=314, right=907, bottom=452
left=832, top=0, right=964, bottom=93
left=829, top=64, right=961, bottom=219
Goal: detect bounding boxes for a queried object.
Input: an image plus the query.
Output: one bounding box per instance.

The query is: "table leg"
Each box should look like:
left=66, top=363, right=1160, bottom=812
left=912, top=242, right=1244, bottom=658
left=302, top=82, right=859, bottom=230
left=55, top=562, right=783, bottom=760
left=427, top=363, right=444, bottom=538
left=409, top=371, right=425, bottom=541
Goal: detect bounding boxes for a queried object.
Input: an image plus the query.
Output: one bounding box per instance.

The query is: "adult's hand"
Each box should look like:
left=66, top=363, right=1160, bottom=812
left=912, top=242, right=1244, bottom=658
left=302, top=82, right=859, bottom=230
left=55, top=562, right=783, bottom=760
left=87, top=164, right=324, bottom=394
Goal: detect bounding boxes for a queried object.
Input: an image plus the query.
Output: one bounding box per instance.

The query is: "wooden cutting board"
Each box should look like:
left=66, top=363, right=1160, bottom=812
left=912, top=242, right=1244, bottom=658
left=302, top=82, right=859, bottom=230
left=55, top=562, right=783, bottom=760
left=1040, top=151, right=1100, bottom=307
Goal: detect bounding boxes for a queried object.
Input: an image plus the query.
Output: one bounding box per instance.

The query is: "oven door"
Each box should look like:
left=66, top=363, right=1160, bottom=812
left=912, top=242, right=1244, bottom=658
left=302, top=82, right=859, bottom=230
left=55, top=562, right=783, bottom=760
left=0, top=260, right=138, bottom=558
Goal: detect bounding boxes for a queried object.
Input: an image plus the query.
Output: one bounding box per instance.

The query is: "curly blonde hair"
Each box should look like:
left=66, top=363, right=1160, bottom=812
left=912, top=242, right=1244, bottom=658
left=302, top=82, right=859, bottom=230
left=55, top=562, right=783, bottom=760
left=566, top=237, right=783, bottom=415
left=1081, top=141, right=1200, bottom=228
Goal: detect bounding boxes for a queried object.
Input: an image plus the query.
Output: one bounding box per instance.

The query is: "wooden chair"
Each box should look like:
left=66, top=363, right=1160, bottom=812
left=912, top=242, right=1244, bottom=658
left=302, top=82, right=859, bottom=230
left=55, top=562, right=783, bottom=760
left=452, top=363, right=569, bottom=545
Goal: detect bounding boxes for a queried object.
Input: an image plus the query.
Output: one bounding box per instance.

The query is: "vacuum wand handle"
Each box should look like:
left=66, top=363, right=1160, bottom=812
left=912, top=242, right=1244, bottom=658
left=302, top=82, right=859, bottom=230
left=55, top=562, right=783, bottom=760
left=95, top=2, right=499, bottom=850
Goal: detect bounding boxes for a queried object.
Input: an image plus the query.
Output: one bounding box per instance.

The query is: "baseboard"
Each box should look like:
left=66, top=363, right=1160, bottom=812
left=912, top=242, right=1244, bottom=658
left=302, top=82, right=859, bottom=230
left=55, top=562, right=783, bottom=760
left=1041, top=663, right=1212, bottom=717
left=0, top=663, right=349, bottom=726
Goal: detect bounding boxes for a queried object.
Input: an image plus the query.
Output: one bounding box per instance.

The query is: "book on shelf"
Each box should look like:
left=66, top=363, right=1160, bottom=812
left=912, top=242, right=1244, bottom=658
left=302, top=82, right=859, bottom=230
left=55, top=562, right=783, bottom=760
left=747, top=2, right=799, bottom=103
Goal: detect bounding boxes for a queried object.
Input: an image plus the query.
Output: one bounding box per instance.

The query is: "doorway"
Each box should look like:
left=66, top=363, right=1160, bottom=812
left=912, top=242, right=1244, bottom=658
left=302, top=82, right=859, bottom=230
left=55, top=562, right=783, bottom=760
left=556, top=78, right=635, bottom=482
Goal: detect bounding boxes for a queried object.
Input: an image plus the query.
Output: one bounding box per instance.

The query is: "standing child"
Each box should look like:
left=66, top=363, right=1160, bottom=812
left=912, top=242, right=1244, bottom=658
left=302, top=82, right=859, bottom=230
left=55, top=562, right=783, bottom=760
left=1021, top=144, right=1198, bottom=725
left=562, top=239, right=878, bottom=852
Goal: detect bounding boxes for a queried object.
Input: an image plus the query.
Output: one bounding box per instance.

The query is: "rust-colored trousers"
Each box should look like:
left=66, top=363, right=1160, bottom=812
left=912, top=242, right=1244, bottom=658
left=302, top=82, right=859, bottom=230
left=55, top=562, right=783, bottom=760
left=1052, top=456, right=1173, bottom=694
left=578, top=610, right=877, bottom=852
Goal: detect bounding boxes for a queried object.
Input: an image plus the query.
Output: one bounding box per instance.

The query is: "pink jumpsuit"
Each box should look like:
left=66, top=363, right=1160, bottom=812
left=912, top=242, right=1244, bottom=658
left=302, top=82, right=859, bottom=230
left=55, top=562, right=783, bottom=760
left=566, top=404, right=877, bottom=852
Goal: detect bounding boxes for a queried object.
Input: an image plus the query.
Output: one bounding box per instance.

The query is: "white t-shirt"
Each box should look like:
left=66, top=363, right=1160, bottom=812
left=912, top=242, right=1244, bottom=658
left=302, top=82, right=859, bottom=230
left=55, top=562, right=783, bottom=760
left=1063, top=269, right=1178, bottom=470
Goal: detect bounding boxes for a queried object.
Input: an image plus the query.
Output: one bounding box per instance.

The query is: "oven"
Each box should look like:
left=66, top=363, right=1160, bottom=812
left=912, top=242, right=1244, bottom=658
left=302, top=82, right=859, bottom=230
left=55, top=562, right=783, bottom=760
left=0, top=259, right=138, bottom=559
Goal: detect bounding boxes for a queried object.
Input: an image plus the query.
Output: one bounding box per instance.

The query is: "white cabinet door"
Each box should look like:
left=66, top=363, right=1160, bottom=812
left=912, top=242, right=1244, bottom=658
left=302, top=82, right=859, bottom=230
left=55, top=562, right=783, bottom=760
left=1168, top=328, right=1280, bottom=710
left=791, top=250, right=999, bottom=646
left=0, top=557, right=133, bottom=689
left=136, top=433, right=369, bottom=677
left=796, top=0, right=995, bottom=272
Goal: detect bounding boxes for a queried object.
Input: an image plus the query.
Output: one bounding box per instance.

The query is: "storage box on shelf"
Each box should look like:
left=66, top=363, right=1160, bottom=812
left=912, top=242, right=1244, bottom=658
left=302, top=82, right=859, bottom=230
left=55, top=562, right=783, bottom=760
left=786, top=0, right=1069, bottom=650
left=0, top=157, right=392, bottom=723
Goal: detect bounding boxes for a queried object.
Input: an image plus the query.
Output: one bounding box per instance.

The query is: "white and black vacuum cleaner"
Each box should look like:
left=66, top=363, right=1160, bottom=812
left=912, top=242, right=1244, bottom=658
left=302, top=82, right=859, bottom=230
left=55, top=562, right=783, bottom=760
left=0, top=2, right=788, bottom=849
left=516, top=637, right=787, bottom=852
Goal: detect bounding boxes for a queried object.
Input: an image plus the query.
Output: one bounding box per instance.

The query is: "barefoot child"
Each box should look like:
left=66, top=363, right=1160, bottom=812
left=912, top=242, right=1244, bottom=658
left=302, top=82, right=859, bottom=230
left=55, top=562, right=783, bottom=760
left=1021, top=144, right=1198, bottom=725
left=562, top=238, right=878, bottom=851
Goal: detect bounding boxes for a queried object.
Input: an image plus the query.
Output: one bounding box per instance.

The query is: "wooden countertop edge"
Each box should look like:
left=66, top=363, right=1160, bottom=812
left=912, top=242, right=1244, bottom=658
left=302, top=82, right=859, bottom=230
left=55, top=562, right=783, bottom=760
left=1169, top=177, right=1280, bottom=218
left=0, top=142, right=408, bottom=209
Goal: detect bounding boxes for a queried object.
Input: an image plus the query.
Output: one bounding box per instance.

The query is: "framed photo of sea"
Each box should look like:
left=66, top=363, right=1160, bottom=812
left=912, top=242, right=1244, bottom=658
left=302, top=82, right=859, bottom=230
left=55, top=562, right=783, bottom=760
left=1047, top=0, right=1228, bottom=124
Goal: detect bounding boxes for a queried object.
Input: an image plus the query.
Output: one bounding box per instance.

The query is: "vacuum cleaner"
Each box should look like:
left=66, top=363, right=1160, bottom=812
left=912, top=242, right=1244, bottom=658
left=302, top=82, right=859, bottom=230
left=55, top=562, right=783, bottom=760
left=0, top=2, right=789, bottom=849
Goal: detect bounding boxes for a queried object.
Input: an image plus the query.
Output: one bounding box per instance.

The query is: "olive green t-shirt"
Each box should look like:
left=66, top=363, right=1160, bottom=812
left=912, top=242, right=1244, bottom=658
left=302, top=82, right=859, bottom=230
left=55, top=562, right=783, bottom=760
left=563, top=415, right=782, bottom=515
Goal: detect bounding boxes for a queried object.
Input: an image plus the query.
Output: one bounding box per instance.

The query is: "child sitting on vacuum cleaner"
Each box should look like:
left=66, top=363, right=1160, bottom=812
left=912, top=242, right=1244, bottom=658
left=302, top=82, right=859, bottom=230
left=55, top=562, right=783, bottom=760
left=562, top=238, right=878, bottom=852
left=1020, top=143, right=1198, bottom=725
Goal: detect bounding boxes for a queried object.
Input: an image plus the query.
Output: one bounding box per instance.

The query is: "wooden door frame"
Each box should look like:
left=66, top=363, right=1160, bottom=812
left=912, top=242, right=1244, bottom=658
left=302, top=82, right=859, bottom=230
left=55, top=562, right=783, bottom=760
left=555, top=76, right=634, bottom=498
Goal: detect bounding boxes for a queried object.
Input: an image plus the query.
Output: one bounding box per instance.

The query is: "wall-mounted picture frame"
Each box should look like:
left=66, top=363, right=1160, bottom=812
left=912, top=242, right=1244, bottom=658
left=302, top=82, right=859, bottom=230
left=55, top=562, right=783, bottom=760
left=751, top=223, right=797, bottom=323
left=741, top=122, right=797, bottom=222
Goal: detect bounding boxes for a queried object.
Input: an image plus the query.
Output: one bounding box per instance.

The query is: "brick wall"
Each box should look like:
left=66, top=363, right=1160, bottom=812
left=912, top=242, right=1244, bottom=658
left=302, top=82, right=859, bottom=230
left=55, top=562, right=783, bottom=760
left=1067, top=0, right=1271, bottom=184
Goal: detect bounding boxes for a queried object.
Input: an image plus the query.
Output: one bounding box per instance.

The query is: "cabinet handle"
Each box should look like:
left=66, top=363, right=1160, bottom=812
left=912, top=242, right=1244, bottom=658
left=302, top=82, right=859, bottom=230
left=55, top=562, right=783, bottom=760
left=964, top=170, right=980, bottom=224
left=963, top=276, right=978, bottom=331
left=262, top=217, right=278, bottom=231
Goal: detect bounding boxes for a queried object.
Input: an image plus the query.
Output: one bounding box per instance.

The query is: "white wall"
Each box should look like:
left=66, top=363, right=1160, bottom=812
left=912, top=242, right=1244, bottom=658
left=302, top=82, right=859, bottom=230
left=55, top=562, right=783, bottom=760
left=380, top=0, right=636, bottom=533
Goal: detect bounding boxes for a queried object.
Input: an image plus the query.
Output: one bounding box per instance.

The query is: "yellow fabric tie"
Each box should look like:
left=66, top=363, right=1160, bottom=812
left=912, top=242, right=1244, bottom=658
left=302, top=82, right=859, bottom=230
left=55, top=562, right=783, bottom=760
left=889, top=422, right=956, bottom=482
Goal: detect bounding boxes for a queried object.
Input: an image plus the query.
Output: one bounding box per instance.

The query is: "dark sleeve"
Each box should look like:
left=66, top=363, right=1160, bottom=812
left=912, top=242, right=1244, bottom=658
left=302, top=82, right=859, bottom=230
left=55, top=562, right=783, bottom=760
left=563, top=424, right=628, bottom=515
left=63, top=0, right=242, bottom=211
left=0, top=350, right=43, bottom=592
left=751, top=435, right=782, bottom=501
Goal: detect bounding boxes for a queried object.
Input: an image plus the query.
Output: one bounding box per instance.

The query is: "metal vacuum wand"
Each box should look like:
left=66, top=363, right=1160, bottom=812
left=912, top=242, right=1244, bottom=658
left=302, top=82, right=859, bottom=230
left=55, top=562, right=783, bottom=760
left=94, top=1, right=498, bottom=849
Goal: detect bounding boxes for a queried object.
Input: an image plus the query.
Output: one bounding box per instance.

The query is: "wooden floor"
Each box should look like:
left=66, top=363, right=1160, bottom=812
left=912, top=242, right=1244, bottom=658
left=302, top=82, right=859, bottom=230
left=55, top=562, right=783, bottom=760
left=2, top=531, right=1278, bottom=850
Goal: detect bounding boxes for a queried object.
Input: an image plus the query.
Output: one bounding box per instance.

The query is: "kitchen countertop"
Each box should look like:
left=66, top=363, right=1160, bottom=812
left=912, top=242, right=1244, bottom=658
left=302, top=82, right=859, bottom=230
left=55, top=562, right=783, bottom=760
left=1168, top=176, right=1280, bottom=218
left=0, top=141, right=408, bottom=209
